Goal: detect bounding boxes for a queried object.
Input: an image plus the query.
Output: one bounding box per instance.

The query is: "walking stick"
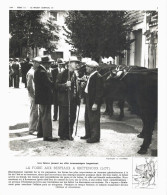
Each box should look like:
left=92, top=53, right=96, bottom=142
left=68, top=58, right=72, bottom=140
left=75, top=103, right=80, bottom=136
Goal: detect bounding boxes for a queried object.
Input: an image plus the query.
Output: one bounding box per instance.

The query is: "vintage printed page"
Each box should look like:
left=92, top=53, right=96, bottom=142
left=0, top=0, right=167, bottom=195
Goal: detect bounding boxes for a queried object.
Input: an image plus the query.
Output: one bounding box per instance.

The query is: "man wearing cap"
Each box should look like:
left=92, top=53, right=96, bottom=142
left=34, top=55, right=58, bottom=142
left=80, top=60, right=103, bottom=143
left=56, top=56, right=80, bottom=140
left=26, top=57, right=40, bottom=135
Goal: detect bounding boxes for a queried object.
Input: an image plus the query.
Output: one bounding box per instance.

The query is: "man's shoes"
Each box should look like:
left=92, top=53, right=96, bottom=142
left=43, top=137, right=58, bottom=142
left=68, top=137, right=74, bottom=141
left=37, top=135, right=43, bottom=138
left=80, top=136, right=89, bottom=139
left=29, top=131, right=37, bottom=136
left=87, top=138, right=99, bottom=143
left=66, top=136, right=74, bottom=141
left=137, top=147, right=148, bottom=154
left=59, top=136, right=74, bottom=141
left=60, top=137, right=67, bottom=140
left=137, top=133, right=144, bottom=138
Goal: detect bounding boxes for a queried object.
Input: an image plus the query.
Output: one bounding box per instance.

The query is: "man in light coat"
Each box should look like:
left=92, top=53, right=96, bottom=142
left=26, top=57, right=40, bottom=135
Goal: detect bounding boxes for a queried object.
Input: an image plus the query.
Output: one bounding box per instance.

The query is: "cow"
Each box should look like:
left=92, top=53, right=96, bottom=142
left=102, top=65, right=148, bottom=120
left=104, top=68, right=158, bottom=154
left=77, top=63, right=148, bottom=121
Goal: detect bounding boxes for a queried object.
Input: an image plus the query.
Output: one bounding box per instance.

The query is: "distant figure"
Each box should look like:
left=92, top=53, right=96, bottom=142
left=20, top=57, right=32, bottom=88
left=57, top=58, right=65, bottom=73
left=26, top=57, right=40, bottom=135
left=9, top=59, right=14, bottom=87
left=12, top=58, right=20, bottom=88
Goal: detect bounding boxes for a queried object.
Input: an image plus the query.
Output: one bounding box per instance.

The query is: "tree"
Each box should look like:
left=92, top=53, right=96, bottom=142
left=9, top=10, right=60, bottom=57
left=64, top=11, right=133, bottom=62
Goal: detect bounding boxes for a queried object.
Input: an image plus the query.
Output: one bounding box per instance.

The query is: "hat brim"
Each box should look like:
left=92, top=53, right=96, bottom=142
left=41, top=60, right=54, bottom=63
left=33, top=60, right=41, bottom=62
left=86, top=64, right=98, bottom=68
left=69, top=60, right=80, bottom=63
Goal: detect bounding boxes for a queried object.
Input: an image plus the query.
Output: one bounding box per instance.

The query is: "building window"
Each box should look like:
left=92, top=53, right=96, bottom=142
left=44, top=51, right=49, bottom=55
left=43, top=51, right=63, bottom=61
left=50, top=11, right=57, bottom=21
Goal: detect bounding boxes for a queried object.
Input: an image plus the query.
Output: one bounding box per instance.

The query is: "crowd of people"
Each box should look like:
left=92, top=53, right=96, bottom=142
left=9, top=55, right=104, bottom=143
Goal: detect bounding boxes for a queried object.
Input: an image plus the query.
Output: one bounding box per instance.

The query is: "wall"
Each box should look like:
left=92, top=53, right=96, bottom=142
left=38, top=11, right=72, bottom=61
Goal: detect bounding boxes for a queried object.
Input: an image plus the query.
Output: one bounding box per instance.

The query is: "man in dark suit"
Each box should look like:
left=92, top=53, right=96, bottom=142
left=20, top=58, right=32, bottom=88
left=51, top=58, right=65, bottom=121
left=12, top=58, right=20, bottom=88
left=34, top=55, right=58, bottom=142
left=56, top=56, right=80, bottom=140
left=80, top=60, right=103, bottom=143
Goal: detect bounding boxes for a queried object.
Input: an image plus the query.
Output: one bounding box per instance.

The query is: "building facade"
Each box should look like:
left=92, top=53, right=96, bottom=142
left=22, top=11, right=72, bottom=61
left=117, top=10, right=158, bottom=68
left=38, top=11, right=72, bottom=61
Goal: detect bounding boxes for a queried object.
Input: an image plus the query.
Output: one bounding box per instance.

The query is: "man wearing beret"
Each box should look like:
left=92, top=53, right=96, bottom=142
left=34, top=55, right=58, bottom=142
left=81, top=60, right=103, bottom=143
left=56, top=56, right=80, bottom=140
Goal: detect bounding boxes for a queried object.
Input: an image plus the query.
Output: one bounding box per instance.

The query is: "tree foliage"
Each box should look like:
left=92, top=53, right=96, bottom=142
left=9, top=10, right=60, bottom=57
left=64, top=11, right=133, bottom=61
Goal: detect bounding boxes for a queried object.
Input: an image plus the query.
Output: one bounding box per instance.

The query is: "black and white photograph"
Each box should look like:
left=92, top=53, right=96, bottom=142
left=1, top=0, right=167, bottom=194
left=9, top=10, right=158, bottom=156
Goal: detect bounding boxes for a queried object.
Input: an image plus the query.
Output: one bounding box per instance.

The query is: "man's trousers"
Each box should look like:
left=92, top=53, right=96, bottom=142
left=53, top=92, right=58, bottom=120
left=13, top=74, right=19, bottom=88
left=84, top=96, right=101, bottom=141
left=37, top=105, right=52, bottom=138
left=58, top=104, right=77, bottom=139
left=29, top=98, right=38, bottom=133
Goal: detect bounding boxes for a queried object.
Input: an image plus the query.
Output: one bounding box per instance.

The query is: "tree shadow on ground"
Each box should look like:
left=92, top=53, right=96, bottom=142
left=9, top=123, right=28, bottom=130
left=101, top=122, right=139, bottom=134
left=78, top=121, right=139, bottom=134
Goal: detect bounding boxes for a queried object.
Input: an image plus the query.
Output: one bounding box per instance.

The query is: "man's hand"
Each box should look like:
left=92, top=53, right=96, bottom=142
left=66, top=81, right=71, bottom=87
left=92, top=104, right=98, bottom=111
left=80, top=82, right=86, bottom=88
left=47, top=71, right=52, bottom=79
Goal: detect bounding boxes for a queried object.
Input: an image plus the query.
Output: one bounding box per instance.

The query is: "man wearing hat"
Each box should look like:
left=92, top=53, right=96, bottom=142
left=80, top=60, right=103, bottom=143
left=57, top=58, right=65, bottom=73
left=56, top=56, right=80, bottom=140
left=34, top=55, right=58, bottom=142
left=26, top=57, right=40, bottom=135
left=51, top=58, right=65, bottom=121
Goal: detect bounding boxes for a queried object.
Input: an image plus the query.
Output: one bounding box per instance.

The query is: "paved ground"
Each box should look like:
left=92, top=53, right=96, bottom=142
left=8, top=81, right=157, bottom=157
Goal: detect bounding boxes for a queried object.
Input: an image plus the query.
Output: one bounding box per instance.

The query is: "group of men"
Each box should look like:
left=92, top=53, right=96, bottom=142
left=9, top=58, right=20, bottom=88
left=26, top=55, right=104, bottom=143
left=9, top=58, right=33, bottom=88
